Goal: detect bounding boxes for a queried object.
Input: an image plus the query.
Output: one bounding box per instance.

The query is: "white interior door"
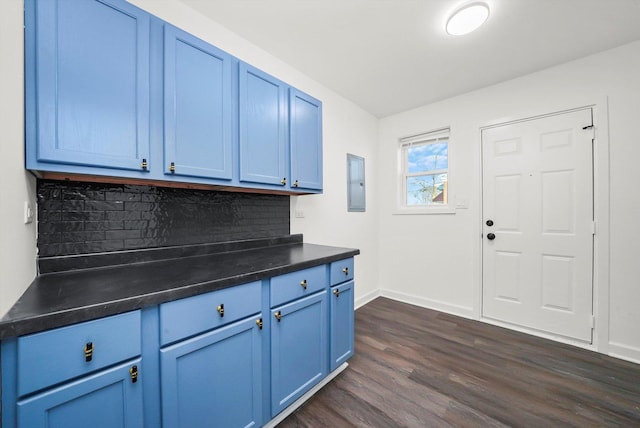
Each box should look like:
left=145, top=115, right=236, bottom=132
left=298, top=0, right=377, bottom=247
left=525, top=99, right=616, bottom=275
left=482, top=109, right=594, bottom=342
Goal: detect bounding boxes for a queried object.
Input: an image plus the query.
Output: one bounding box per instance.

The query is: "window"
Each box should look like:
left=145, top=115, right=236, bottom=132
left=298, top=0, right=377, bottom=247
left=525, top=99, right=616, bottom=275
left=397, top=128, right=452, bottom=213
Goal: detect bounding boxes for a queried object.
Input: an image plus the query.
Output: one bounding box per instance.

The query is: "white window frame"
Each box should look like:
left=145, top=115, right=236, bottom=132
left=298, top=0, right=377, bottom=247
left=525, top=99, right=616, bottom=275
left=395, top=128, right=455, bottom=215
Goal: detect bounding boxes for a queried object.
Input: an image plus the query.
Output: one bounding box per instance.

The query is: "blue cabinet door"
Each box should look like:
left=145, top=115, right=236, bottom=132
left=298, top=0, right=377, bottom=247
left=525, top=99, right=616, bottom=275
left=164, top=25, right=233, bottom=180
left=271, top=290, right=327, bottom=416
left=26, top=0, right=150, bottom=172
left=330, top=280, right=355, bottom=371
left=17, top=359, right=143, bottom=428
left=160, top=316, right=263, bottom=428
left=239, top=63, right=288, bottom=187
left=289, top=89, right=323, bottom=191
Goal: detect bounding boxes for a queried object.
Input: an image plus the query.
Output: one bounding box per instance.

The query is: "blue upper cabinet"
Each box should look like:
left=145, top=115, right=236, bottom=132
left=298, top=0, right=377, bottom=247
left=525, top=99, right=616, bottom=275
left=239, top=63, right=288, bottom=187
left=163, top=25, right=233, bottom=180
left=289, top=89, right=323, bottom=191
left=25, top=0, right=151, bottom=173
left=25, top=0, right=322, bottom=194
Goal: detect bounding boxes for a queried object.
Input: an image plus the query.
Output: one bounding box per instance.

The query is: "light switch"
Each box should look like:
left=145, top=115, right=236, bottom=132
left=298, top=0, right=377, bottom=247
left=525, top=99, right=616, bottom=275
left=24, top=201, right=35, bottom=224
left=294, top=209, right=305, bottom=218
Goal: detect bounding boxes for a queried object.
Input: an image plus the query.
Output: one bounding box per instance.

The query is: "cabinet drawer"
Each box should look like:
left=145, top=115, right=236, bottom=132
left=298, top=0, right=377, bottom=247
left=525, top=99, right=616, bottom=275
left=160, top=281, right=261, bottom=346
left=330, top=258, right=354, bottom=285
left=17, top=311, right=141, bottom=397
left=270, top=265, right=327, bottom=307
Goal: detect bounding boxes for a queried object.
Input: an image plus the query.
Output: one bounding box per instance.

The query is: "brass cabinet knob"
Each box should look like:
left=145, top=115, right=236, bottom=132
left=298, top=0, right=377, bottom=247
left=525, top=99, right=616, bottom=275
left=84, top=342, right=94, bottom=362
left=129, top=365, right=138, bottom=383
left=217, top=304, right=224, bottom=317
left=280, top=177, right=287, bottom=186
left=333, top=289, right=340, bottom=297
left=300, top=279, right=308, bottom=289
left=256, top=318, right=263, bottom=330
left=140, top=158, right=148, bottom=170
left=342, top=267, right=349, bottom=275
left=274, top=311, right=282, bottom=322
left=293, top=180, right=299, bottom=187
left=169, top=162, right=176, bottom=173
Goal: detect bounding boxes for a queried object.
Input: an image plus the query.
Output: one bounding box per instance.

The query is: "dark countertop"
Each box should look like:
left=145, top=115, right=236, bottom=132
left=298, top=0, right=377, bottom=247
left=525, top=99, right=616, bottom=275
left=0, top=235, right=359, bottom=339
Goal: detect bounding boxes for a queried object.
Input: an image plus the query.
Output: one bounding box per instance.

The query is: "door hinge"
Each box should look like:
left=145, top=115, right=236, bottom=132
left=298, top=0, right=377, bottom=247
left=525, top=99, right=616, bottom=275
left=590, top=315, right=595, bottom=329
left=591, top=221, right=596, bottom=235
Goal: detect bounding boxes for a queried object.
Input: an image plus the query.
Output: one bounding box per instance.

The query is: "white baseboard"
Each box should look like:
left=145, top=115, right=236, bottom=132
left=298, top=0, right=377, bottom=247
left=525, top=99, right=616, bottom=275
left=608, top=342, right=640, bottom=365
left=355, top=289, right=380, bottom=310
left=263, top=362, right=349, bottom=428
left=380, top=288, right=474, bottom=319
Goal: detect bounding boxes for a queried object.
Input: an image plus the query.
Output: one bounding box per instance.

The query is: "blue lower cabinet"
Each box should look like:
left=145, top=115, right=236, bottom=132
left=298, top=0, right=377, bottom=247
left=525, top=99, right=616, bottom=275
left=1, top=262, right=355, bottom=427
left=330, top=280, right=355, bottom=371
left=17, top=358, right=143, bottom=428
left=270, top=290, right=328, bottom=416
left=160, top=316, right=263, bottom=428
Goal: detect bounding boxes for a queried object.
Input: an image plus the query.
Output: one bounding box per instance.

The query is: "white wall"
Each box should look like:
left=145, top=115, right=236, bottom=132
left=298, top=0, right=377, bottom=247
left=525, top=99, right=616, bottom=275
left=0, top=0, right=37, bottom=318
left=378, top=40, right=640, bottom=363
left=126, top=0, right=382, bottom=305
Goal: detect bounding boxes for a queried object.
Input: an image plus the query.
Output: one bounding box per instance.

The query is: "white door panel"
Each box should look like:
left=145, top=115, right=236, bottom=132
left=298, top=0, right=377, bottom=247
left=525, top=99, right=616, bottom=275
left=482, top=109, right=594, bottom=342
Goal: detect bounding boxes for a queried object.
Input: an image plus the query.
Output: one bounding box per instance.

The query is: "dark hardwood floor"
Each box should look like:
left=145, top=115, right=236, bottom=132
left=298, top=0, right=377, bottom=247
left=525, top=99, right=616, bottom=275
left=279, top=297, right=640, bottom=427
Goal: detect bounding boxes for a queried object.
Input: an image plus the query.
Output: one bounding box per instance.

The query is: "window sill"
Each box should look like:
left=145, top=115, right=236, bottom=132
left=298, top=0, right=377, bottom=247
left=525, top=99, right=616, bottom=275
left=393, top=206, right=456, bottom=215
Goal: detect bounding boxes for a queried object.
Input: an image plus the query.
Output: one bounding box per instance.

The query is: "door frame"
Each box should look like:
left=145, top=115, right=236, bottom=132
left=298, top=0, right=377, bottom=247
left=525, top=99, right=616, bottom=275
left=473, top=96, right=610, bottom=354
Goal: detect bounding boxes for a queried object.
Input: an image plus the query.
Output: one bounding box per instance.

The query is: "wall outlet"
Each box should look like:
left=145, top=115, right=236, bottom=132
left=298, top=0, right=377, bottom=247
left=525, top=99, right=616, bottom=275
left=294, top=209, right=305, bottom=218
left=24, top=201, right=34, bottom=224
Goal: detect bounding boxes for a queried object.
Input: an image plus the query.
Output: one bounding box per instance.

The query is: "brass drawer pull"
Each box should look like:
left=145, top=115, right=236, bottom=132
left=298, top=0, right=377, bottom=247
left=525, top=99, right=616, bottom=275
left=333, top=289, right=340, bottom=297
left=141, top=158, right=148, bottom=170
left=280, top=177, right=287, bottom=186
left=256, top=318, right=263, bottom=330
left=293, top=180, right=299, bottom=187
left=130, top=365, right=138, bottom=383
left=342, top=267, right=349, bottom=275
left=274, top=311, right=282, bottom=322
left=169, top=162, right=176, bottom=173
left=300, top=279, right=308, bottom=290
left=217, top=304, right=224, bottom=317
left=84, top=342, right=94, bottom=362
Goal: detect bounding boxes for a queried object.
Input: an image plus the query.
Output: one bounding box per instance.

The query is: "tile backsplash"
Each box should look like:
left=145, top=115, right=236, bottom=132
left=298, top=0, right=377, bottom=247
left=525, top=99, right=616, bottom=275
left=37, top=180, right=290, bottom=257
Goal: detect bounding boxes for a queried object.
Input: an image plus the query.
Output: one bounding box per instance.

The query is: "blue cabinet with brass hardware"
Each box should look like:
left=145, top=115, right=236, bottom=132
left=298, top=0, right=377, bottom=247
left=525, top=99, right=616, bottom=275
left=25, top=0, right=323, bottom=195
left=329, top=259, right=355, bottom=371
left=1, top=311, right=143, bottom=428
left=289, top=88, right=323, bottom=191
left=163, top=24, right=234, bottom=181
left=330, top=280, right=355, bottom=371
left=160, top=317, right=262, bottom=427
left=270, top=290, right=328, bottom=416
left=16, top=359, right=143, bottom=428
left=269, top=264, right=329, bottom=416
left=0, top=260, right=353, bottom=427
left=238, top=63, right=325, bottom=193
left=239, top=63, right=289, bottom=187
left=158, top=282, right=263, bottom=427
left=25, top=0, right=151, bottom=175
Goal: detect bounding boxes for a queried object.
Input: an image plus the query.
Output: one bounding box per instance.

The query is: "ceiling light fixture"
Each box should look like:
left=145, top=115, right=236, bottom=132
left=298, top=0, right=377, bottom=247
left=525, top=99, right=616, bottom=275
left=446, top=2, right=490, bottom=36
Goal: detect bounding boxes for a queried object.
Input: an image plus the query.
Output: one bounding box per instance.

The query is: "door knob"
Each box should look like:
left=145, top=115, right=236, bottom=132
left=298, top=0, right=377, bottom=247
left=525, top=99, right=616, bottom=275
left=487, top=233, right=496, bottom=240
left=486, top=219, right=494, bottom=227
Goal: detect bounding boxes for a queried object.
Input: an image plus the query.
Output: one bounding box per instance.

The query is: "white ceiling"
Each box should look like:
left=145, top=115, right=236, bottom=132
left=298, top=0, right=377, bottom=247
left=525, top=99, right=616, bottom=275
left=178, top=0, right=640, bottom=118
